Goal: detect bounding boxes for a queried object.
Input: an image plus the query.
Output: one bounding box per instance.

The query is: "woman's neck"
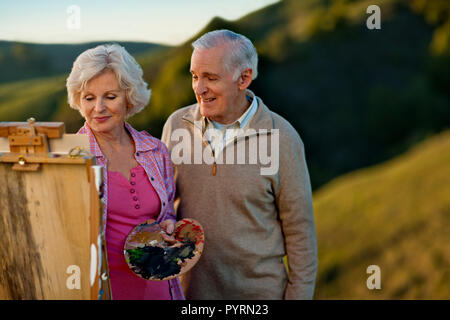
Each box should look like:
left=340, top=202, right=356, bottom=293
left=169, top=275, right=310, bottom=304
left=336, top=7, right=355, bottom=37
left=92, top=123, right=133, bottom=154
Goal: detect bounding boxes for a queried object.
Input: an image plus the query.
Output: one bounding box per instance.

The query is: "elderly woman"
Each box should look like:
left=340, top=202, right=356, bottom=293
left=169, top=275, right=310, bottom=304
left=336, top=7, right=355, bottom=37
left=66, top=44, right=184, bottom=300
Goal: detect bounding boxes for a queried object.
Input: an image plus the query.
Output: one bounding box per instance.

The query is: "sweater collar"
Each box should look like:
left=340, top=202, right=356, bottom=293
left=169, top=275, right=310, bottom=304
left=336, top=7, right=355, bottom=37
left=181, top=89, right=274, bottom=131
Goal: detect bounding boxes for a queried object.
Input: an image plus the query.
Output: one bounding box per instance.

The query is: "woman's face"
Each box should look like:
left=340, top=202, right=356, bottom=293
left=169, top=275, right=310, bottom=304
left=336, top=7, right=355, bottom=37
left=79, top=69, right=130, bottom=135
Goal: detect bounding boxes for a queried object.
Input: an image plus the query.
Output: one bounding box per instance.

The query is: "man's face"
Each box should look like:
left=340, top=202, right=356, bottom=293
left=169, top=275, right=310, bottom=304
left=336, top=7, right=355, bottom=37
left=190, top=45, right=241, bottom=124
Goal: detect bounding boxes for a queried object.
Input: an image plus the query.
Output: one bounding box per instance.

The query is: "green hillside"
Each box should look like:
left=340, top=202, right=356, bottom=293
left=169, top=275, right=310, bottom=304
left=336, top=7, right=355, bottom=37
left=132, top=0, right=450, bottom=189
left=0, top=41, right=169, bottom=84
left=314, top=129, right=450, bottom=299
left=0, top=44, right=172, bottom=133
left=0, top=0, right=449, bottom=190
left=0, top=75, right=66, bottom=121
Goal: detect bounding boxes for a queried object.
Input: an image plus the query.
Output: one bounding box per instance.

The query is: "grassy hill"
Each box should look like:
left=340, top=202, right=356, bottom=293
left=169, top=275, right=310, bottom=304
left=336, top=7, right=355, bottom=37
left=130, top=0, right=450, bottom=189
left=314, top=129, right=450, bottom=299
left=0, top=41, right=169, bottom=84
left=0, top=0, right=449, bottom=190
left=0, top=42, right=172, bottom=133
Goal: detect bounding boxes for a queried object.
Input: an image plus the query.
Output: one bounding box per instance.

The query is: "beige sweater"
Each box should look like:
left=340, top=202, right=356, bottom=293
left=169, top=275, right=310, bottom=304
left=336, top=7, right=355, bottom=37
left=161, top=95, right=318, bottom=299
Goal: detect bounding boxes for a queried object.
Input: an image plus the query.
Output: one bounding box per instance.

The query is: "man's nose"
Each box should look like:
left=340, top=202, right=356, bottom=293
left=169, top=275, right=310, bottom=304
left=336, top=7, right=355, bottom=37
left=195, top=79, right=207, bottom=96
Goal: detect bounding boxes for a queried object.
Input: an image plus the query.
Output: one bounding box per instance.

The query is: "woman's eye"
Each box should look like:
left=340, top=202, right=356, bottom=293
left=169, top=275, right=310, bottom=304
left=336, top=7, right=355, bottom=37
left=85, top=96, right=94, bottom=101
left=107, top=96, right=116, bottom=100
left=208, top=78, right=217, bottom=81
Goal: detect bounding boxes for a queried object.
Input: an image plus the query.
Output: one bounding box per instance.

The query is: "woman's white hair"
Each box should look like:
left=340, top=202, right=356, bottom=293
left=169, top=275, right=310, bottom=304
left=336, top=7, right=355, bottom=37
left=192, top=29, right=258, bottom=81
left=66, top=43, right=151, bottom=118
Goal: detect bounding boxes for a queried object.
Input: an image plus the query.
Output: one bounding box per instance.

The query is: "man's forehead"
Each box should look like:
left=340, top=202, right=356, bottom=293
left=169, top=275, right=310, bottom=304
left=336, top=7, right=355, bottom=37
left=190, top=46, right=229, bottom=73
left=192, top=43, right=232, bottom=57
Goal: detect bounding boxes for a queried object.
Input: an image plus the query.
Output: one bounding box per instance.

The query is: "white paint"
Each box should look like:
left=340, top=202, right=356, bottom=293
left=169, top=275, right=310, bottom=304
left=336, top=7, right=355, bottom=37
left=92, top=166, right=103, bottom=193
left=90, top=244, right=97, bottom=287
left=97, top=235, right=102, bottom=279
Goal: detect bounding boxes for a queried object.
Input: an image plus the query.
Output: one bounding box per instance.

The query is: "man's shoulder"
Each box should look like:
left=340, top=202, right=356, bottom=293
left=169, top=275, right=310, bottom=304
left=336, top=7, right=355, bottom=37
left=165, top=104, right=197, bottom=125
left=257, top=99, right=304, bottom=147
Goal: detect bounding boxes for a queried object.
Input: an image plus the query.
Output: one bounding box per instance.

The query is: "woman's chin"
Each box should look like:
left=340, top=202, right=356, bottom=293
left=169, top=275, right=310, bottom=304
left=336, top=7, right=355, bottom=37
left=88, top=121, right=116, bottom=134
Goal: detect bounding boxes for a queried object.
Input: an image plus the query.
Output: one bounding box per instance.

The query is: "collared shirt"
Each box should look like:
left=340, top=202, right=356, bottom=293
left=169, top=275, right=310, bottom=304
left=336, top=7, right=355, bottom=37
left=204, top=90, right=258, bottom=158
left=77, top=121, right=185, bottom=300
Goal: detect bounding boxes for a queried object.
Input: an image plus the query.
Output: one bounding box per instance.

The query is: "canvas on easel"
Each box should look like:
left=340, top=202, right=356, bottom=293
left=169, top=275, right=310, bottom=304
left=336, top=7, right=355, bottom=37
left=0, top=119, right=111, bottom=300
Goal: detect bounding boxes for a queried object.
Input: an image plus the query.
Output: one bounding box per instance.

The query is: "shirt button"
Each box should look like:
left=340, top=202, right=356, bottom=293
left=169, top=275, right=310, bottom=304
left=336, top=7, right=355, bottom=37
left=133, top=196, right=138, bottom=201
left=162, top=202, right=166, bottom=206
left=130, top=181, right=136, bottom=186
left=150, top=177, right=154, bottom=181
left=131, top=173, right=136, bottom=178
left=130, top=189, right=135, bottom=194
left=135, top=204, right=140, bottom=210
left=136, top=152, right=140, bottom=156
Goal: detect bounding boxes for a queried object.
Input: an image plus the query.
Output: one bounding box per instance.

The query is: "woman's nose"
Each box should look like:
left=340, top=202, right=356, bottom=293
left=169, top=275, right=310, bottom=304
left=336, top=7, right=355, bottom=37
left=94, top=98, right=106, bottom=112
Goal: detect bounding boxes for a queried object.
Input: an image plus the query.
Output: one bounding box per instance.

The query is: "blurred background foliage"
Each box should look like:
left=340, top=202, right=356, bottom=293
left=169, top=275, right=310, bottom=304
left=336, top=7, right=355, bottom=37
left=0, top=0, right=449, bottom=298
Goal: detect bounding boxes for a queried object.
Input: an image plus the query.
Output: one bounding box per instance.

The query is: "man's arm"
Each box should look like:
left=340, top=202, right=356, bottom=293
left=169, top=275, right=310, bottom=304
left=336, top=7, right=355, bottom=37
left=276, top=127, right=318, bottom=300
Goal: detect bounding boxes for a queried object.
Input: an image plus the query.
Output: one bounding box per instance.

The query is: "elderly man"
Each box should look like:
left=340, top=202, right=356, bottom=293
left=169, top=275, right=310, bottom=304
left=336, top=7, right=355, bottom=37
left=161, top=29, right=317, bottom=299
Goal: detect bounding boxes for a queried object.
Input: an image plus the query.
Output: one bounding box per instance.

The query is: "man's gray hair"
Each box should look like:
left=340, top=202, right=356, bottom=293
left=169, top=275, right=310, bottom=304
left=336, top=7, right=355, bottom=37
left=192, top=29, right=258, bottom=81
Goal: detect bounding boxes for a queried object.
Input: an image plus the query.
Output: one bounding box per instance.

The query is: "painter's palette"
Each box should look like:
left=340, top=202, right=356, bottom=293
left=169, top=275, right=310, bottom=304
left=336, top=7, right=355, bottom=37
left=124, top=218, right=204, bottom=281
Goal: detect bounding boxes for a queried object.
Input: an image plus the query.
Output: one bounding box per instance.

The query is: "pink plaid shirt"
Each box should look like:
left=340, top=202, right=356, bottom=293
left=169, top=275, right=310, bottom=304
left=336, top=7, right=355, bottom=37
left=78, top=121, right=185, bottom=300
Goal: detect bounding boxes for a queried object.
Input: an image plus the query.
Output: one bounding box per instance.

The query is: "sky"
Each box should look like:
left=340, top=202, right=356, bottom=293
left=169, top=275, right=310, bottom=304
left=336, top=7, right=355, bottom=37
left=0, top=0, right=279, bottom=45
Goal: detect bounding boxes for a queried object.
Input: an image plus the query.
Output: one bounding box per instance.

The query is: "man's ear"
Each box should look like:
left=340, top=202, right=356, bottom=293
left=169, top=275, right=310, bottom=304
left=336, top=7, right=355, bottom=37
left=238, top=68, right=253, bottom=90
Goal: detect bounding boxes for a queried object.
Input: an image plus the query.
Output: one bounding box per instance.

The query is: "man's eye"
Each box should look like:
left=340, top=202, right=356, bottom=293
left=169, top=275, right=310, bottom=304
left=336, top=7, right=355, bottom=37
left=208, top=78, right=217, bottom=81
left=192, top=75, right=198, bottom=80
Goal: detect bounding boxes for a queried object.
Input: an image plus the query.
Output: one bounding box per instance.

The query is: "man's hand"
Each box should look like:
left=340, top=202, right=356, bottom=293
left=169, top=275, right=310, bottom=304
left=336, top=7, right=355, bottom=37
left=160, top=219, right=175, bottom=234
left=159, top=220, right=178, bottom=246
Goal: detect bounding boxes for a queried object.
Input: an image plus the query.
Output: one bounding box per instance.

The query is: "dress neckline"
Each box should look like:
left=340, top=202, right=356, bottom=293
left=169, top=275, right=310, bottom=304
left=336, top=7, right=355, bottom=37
left=107, top=165, right=143, bottom=174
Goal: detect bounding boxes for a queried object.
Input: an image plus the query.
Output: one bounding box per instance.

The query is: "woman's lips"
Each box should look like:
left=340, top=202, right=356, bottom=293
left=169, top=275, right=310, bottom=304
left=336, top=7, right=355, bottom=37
left=94, top=116, right=111, bottom=123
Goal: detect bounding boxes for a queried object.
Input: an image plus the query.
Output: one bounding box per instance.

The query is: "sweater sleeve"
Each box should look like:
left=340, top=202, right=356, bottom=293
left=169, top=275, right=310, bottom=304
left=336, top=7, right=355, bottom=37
left=276, top=126, right=318, bottom=300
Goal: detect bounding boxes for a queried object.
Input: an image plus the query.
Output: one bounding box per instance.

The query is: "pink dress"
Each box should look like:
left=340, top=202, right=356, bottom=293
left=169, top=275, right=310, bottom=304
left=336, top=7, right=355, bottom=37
left=105, top=165, right=172, bottom=300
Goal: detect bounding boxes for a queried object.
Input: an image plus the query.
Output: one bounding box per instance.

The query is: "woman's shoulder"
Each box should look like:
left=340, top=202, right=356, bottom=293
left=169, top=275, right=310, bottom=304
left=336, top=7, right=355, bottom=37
left=137, top=129, right=161, bottom=144
left=132, top=127, right=169, bottom=154
left=76, top=122, right=89, bottom=134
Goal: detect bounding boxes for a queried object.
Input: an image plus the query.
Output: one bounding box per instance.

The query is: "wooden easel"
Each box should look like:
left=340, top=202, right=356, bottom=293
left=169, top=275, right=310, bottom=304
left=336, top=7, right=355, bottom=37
left=0, top=119, right=111, bottom=300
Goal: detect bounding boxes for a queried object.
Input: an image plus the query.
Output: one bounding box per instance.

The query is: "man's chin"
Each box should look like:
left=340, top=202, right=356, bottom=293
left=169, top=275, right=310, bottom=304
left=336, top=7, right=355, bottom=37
left=199, top=105, right=215, bottom=119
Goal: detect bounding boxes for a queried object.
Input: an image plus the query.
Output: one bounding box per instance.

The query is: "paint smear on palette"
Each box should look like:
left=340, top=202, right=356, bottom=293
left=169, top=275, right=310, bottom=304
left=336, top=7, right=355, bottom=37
left=124, top=218, right=204, bottom=281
